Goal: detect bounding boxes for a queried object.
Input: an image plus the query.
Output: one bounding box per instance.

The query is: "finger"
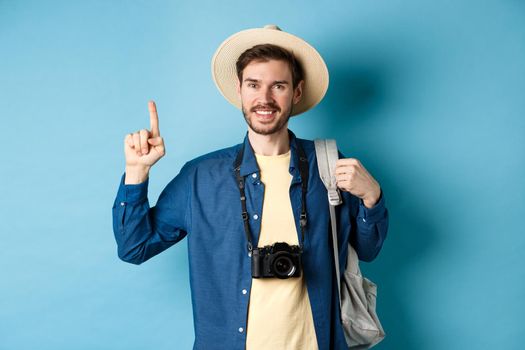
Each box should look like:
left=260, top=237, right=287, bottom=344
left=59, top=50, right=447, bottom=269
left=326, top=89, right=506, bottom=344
left=132, top=132, right=141, bottom=155
left=336, top=158, right=360, bottom=167
left=336, top=180, right=351, bottom=192
left=149, top=100, right=160, bottom=137
left=139, top=129, right=150, bottom=154
left=336, top=173, right=352, bottom=182
left=335, top=165, right=355, bottom=175
left=125, top=134, right=134, bottom=149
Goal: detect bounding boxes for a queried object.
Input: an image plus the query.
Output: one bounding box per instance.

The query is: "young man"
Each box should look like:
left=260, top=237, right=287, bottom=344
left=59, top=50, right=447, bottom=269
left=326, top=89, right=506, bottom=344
left=113, top=25, right=388, bottom=350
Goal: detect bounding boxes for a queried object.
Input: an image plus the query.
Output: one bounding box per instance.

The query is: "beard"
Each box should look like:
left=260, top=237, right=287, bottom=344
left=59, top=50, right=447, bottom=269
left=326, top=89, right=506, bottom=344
left=241, top=102, right=293, bottom=136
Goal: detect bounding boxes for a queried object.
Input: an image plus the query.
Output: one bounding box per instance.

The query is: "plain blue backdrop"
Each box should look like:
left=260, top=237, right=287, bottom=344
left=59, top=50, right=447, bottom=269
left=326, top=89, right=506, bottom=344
left=1, top=1, right=524, bottom=349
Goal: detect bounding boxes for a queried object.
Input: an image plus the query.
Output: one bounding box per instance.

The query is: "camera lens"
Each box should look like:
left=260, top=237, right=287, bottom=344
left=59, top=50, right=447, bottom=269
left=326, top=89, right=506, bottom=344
left=272, top=254, right=296, bottom=279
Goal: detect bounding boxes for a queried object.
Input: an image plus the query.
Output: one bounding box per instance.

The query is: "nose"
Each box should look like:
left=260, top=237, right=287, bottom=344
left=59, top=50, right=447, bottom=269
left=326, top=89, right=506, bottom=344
left=257, top=86, right=275, bottom=105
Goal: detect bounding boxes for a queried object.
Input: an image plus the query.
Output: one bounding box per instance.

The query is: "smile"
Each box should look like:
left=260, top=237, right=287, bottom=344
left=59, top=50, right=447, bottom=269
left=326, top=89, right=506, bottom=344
left=255, top=110, right=275, bottom=117
left=254, top=110, right=277, bottom=119
left=255, top=110, right=274, bottom=115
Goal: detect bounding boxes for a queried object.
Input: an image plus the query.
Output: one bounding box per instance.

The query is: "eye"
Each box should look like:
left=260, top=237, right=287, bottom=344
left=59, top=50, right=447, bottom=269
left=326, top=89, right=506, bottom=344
left=247, top=83, right=257, bottom=88
left=274, top=84, right=284, bottom=90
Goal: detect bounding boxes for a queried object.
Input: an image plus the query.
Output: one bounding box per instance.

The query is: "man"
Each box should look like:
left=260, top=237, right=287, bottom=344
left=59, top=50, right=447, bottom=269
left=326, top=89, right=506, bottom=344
left=112, top=25, right=388, bottom=350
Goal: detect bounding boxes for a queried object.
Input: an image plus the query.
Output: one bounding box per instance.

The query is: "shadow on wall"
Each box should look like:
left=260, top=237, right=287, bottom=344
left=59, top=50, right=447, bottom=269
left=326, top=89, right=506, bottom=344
left=323, top=65, right=388, bottom=127
left=319, top=63, right=437, bottom=350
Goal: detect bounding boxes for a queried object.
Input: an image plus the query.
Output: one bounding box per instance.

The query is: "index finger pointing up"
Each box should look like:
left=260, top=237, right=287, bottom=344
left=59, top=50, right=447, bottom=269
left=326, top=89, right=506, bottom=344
left=148, top=100, right=160, bottom=137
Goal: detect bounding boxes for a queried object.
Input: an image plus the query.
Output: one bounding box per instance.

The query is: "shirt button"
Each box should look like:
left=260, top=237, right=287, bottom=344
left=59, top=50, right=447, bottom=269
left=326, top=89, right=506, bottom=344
left=253, top=214, right=259, bottom=220
left=362, top=217, right=367, bottom=223
left=252, top=173, right=257, bottom=178
left=238, top=327, right=244, bottom=333
left=120, top=202, right=126, bottom=206
left=242, top=289, right=247, bottom=295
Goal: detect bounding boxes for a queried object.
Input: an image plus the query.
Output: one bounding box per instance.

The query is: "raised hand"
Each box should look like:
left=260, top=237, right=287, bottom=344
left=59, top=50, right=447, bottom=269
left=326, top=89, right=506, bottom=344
left=124, top=101, right=166, bottom=183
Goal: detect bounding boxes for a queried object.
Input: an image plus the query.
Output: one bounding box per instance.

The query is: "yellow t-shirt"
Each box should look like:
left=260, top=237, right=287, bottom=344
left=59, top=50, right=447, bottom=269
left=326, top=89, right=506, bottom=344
left=245, top=150, right=318, bottom=350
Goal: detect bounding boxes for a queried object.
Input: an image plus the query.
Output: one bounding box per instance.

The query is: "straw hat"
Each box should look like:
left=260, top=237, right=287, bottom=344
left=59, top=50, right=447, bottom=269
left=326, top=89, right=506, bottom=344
left=211, top=25, right=329, bottom=116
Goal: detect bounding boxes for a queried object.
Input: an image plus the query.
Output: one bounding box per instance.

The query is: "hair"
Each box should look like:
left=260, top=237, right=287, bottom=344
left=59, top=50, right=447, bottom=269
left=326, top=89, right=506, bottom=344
left=236, top=44, right=304, bottom=89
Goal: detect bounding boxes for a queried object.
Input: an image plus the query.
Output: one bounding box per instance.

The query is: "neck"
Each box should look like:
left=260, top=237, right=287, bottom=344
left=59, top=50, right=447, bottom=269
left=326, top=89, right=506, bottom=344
left=248, top=127, right=290, bottom=156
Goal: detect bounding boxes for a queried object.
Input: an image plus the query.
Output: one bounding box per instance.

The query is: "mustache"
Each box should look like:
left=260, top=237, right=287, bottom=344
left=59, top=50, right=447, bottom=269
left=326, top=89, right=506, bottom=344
left=250, top=104, right=280, bottom=112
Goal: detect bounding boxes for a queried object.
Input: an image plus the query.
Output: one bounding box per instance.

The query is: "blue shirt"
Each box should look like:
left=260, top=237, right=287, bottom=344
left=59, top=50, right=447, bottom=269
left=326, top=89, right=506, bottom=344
left=112, top=129, right=389, bottom=350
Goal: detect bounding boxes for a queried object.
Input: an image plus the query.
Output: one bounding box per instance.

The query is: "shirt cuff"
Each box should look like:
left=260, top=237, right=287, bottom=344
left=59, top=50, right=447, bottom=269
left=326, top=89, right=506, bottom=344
left=357, top=188, right=386, bottom=222
left=115, top=173, right=149, bottom=205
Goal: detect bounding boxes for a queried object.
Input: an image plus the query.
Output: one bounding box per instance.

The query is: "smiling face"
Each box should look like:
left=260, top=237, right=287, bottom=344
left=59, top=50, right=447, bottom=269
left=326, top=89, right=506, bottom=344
left=237, top=59, right=303, bottom=136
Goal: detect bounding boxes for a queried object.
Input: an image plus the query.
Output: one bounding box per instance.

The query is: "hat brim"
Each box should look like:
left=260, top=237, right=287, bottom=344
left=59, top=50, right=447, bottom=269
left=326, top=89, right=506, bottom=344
left=211, top=27, right=329, bottom=116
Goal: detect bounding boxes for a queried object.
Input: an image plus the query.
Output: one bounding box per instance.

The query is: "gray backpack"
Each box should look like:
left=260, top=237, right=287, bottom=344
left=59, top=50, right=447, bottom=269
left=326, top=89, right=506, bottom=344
left=314, top=139, right=385, bottom=349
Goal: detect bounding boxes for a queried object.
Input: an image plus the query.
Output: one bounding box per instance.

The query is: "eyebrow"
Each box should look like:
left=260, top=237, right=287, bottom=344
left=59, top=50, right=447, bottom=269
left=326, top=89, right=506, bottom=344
left=243, top=78, right=290, bottom=85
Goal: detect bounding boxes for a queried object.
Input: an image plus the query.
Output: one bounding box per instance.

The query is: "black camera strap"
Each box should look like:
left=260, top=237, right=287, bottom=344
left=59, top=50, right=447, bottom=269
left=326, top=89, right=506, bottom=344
left=234, top=136, right=309, bottom=254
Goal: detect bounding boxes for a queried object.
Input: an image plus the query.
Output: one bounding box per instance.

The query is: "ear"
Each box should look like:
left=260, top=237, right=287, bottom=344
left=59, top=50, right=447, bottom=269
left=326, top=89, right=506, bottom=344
left=236, top=78, right=241, bottom=98
left=292, top=80, right=304, bottom=105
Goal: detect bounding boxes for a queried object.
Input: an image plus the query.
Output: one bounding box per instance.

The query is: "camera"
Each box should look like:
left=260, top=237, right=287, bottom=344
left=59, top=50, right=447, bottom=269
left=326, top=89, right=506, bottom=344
left=251, top=242, right=302, bottom=279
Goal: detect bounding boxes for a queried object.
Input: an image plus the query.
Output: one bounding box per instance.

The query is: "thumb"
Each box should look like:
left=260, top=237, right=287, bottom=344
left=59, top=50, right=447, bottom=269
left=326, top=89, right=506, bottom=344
left=147, top=136, right=163, bottom=146
left=148, top=137, right=166, bottom=157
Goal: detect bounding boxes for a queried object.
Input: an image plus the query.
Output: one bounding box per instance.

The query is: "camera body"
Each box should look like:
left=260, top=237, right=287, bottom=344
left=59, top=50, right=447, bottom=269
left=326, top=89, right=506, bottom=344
left=251, top=242, right=302, bottom=279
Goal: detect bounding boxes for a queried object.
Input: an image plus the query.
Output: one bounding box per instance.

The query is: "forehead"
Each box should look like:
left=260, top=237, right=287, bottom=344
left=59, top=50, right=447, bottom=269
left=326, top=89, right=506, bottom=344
left=241, top=59, right=292, bottom=82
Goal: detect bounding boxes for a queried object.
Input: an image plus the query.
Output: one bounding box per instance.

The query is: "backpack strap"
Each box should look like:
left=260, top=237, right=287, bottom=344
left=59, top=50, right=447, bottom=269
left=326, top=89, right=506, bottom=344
left=314, top=139, right=342, bottom=206
left=314, top=139, right=363, bottom=314
left=314, top=139, right=343, bottom=312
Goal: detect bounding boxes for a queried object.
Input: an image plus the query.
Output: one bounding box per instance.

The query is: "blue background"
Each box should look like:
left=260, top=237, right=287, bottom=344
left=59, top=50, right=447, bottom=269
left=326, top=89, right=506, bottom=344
left=1, top=1, right=524, bottom=349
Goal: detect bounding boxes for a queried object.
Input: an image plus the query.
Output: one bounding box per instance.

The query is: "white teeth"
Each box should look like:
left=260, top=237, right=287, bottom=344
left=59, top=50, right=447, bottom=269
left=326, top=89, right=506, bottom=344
left=256, top=110, right=274, bottom=115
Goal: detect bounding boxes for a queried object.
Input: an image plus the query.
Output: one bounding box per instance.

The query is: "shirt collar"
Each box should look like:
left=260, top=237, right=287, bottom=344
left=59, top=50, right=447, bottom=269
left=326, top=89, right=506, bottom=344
left=235, top=129, right=301, bottom=180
